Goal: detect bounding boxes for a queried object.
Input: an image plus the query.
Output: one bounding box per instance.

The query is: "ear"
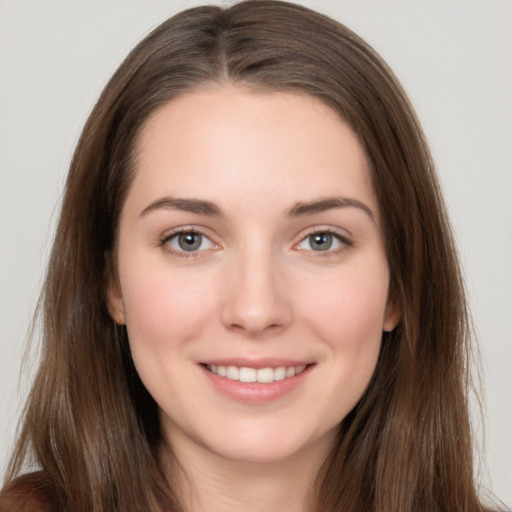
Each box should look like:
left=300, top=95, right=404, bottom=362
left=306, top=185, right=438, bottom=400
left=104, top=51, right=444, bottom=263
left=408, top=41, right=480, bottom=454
left=105, top=250, right=126, bottom=325
left=383, top=296, right=401, bottom=333
left=107, top=276, right=126, bottom=325
left=104, top=253, right=126, bottom=327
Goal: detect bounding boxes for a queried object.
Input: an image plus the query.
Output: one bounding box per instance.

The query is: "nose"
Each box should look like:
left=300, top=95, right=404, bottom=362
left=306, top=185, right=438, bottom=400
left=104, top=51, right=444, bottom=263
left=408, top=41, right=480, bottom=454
left=220, top=246, right=293, bottom=337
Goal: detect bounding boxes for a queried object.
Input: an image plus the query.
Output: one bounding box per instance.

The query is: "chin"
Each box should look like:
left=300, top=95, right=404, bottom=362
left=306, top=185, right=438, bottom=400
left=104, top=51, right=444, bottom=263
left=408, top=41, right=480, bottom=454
left=189, top=417, right=338, bottom=466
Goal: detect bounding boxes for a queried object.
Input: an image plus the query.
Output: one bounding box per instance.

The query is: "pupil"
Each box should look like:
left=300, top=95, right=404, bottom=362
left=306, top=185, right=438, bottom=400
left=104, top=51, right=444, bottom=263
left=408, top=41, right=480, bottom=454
left=178, top=233, right=201, bottom=251
left=311, top=233, right=332, bottom=251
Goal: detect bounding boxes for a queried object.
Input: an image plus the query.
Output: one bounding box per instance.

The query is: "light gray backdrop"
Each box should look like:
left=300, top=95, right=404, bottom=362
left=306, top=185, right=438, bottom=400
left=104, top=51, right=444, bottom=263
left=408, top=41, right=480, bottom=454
left=1, top=0, right=511, bottom=506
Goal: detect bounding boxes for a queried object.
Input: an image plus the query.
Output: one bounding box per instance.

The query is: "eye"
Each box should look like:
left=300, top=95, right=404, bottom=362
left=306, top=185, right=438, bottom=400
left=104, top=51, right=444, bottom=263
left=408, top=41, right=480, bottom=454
left=296, top=230, right=350, bottom=252
left=163, top=230, right=217, bottom=254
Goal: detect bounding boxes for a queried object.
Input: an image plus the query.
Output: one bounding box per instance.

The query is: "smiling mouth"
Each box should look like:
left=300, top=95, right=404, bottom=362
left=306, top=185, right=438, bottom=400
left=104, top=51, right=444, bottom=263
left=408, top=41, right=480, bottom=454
left=205, top=364, right=308, bottom=383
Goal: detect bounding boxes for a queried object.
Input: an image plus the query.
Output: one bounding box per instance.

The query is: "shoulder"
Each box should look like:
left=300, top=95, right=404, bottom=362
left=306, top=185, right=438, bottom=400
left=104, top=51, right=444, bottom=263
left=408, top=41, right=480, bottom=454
left=0, top=472, right=52, bottom=512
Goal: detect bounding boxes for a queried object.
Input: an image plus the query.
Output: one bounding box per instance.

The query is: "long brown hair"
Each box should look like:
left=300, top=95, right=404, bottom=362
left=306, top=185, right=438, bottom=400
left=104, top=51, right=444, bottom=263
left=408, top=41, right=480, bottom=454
left=4, top=1, right=492, bottom=510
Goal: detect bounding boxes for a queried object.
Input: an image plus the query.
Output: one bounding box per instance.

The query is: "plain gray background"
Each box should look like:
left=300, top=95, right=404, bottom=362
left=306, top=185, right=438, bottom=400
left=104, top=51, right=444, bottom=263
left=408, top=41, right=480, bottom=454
left=1, top=0, right=511, bottom=506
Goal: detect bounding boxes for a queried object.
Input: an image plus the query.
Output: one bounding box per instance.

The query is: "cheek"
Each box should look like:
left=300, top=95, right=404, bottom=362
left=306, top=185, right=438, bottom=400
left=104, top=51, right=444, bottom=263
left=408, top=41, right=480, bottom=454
left=118, top=255, right=217, bottom=357
left=299, top=260, right=389, bottom=383
left=304, top=264, right=389, bottom=337
left=117, top=259, right=221, bottom=408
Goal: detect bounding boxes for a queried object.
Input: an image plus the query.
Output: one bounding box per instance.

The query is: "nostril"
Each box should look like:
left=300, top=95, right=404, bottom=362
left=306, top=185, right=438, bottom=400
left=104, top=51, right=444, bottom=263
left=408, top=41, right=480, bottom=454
left=219, top=271, right=293, bottom=335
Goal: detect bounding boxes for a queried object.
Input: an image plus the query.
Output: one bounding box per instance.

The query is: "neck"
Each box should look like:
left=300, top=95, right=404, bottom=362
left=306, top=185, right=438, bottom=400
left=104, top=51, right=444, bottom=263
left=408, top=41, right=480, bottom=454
left=161, top=429, right=335, bottom=512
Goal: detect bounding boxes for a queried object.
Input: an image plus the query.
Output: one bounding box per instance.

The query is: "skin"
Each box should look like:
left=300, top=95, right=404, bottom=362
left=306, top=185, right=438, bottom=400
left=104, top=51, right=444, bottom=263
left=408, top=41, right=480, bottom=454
left=109, top=86, right=399, bottom=511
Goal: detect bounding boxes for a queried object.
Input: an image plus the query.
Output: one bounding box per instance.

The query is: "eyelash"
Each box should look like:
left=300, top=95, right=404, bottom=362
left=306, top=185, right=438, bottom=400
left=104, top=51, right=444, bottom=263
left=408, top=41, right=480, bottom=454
left=159, top=227, right=218, bottom=258
left=159, top=227, right=353, bottom=258
left=294, top=227, right=353, bottom=257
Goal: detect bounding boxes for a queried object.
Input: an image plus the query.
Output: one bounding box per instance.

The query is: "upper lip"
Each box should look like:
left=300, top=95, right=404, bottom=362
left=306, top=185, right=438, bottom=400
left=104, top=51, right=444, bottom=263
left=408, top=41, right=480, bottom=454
left=200, top=357, right=314, bottom=369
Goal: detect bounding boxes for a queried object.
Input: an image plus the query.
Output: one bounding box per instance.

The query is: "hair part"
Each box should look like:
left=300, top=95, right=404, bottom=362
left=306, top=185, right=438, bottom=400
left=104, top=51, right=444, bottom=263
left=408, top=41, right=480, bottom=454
left=4, top=1, right=490, bottom=511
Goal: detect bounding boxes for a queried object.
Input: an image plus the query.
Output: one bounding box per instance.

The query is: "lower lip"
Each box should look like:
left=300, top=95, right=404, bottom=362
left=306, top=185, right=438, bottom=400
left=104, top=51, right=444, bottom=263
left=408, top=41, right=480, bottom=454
left=200, top=364, right=313, bottom=404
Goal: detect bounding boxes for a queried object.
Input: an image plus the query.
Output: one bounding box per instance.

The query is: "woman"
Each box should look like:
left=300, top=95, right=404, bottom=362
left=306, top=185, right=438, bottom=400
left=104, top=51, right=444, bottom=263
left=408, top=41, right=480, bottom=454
left=0, top=1, right=499, bottom=511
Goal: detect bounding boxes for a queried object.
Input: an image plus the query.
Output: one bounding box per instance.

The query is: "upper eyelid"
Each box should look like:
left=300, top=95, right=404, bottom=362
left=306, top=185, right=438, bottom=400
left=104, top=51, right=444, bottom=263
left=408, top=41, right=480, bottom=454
left=159, top=228, right=219, bottom=258
left=293, top=227, right=354, bottom=254
left=160, top=225, right=216, bottom=242
left=158, top=224, right=353, bottom=248
left=295, top=225, right=352, bottom=242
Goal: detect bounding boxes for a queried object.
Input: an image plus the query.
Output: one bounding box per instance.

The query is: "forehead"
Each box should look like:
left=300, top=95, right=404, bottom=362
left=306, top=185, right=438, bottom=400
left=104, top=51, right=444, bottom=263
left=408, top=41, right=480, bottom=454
left=128, top=86, right=377, bottom=218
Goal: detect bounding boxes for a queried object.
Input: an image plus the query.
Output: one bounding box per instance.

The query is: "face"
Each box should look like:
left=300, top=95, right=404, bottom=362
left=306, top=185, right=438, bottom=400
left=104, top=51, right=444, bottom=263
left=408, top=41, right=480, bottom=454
left=109, top=86, right=398, bottom=465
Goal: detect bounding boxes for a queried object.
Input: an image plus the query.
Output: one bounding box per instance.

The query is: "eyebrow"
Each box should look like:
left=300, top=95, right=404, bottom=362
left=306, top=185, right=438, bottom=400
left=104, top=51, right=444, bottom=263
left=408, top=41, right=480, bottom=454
left=140, top=197, right=223, bottom=218
left=286, top=196, right=374, bottom=220
left=139, top=195, right=374, bottom=221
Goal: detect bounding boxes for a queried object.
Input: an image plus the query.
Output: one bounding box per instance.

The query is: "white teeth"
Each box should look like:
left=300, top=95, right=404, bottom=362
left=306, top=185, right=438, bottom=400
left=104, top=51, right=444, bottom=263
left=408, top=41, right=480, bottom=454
left=206, top=364, right=307, bottom=383
left=257, top=367, right=275, bottom=383
left=239, top=367, right=257, bottom=382
left=226, top=366, right=239, bottom=380
left=274, top=367, right=286, bottom=381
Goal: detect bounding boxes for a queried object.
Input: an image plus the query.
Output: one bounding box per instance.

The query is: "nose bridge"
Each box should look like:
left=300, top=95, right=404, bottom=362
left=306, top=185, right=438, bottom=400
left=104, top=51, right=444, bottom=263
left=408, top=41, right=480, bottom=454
left=221, top=238, right=292, bottom=335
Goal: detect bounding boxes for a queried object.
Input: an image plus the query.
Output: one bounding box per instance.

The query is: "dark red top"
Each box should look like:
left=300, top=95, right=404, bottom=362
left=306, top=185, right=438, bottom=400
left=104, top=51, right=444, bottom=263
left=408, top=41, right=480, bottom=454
left=0, top=472, right=51, bottom=512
